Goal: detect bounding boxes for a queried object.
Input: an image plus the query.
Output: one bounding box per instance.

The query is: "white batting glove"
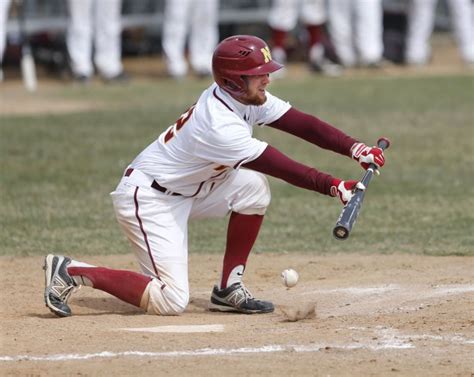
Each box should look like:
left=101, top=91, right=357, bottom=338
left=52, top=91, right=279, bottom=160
left=330, top=179, right=366, bottom=205
left=351, top=142, right=385, bottom=172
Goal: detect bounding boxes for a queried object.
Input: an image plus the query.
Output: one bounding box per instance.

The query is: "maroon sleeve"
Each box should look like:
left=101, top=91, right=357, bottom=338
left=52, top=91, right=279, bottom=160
left=268, top=107, right=357, bottom=157
left=242, top=145, right=335, bottom=196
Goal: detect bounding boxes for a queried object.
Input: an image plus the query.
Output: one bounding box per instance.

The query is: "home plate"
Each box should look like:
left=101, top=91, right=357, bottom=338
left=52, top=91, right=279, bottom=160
left=117, top=324, right=225, bottom=333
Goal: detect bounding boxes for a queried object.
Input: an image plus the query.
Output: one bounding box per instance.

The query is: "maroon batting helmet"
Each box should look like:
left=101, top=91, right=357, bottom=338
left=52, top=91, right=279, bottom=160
left=212, top=35, right=283, bottom=96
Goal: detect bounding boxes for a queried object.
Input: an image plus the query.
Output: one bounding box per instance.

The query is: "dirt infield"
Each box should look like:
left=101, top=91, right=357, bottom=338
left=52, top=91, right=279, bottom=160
left=1, top=253, right=473, bottom=376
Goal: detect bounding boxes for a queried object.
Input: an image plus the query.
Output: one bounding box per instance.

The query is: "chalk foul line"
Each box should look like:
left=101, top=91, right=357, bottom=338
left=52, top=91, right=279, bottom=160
left=116, top=324, right=225, bottom=333
left=2, top=329, right=473, bottom=362
left=0, top=342, right=412, bottom=363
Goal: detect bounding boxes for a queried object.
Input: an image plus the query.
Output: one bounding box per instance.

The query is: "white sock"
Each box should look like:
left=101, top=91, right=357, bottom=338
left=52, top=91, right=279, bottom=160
left=220, top=265, right=245, bottom=289
left=68, top=260, right=96, bottom=287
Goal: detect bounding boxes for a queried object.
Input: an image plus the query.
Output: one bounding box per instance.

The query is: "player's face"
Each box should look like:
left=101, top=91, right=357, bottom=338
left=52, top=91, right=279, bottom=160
left=239, top=74, right=270, bottom=105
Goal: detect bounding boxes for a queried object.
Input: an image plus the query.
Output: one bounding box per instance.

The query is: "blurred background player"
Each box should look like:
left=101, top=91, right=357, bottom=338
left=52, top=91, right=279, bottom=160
left=405, top=0, right=473, bottom=66
left=162, top=0, right=219, bottom=79
left=327, top=0, right=384, bottom=68
left=67, top=0, right=127, bottom=83
left=267, top=0, right=341, bottom=76
left=0, top=0, right=11, bottom=81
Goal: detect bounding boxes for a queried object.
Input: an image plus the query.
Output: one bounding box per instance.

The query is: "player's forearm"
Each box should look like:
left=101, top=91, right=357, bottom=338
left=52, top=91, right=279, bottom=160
left=242, top=145, right=334, bottom=195
left=268, top=107, right=357, bottom=157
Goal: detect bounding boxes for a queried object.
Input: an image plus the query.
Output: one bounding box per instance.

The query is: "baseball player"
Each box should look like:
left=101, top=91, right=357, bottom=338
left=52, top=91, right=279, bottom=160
left=162, top=0, right=219, bottom=78
left=327, top=0, right=384, bottom=67
left=43, top=35, right=385, bottom=317
left=66, top=0, right=126, bottom=82
left=0, top=0, right=11, bottom=81
left=268, top=0, right=342, bottom=76
left=405, top=0, right=473, bottom=66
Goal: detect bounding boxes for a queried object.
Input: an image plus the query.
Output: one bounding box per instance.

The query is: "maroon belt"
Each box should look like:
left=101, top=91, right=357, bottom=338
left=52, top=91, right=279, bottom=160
left=124, top=168, right=181, bottom=196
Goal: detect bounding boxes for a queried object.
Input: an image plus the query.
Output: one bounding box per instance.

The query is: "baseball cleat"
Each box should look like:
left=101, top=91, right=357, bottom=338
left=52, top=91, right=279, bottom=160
left=209, top=282, right=274, bottom=314
left=43, top=254, right=77, bottom=317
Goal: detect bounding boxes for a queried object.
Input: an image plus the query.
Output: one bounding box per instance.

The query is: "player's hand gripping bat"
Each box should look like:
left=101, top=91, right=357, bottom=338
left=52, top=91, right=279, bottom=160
left=333, top=137, right=390, bottom=240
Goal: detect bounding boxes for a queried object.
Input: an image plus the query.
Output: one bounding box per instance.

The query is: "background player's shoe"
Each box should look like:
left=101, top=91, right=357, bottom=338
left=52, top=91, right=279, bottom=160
left=43, top=254, right=77, bottom=317
left=209, top=282, right=274, bottom=314
left=309, top=44, right=343, bottom=77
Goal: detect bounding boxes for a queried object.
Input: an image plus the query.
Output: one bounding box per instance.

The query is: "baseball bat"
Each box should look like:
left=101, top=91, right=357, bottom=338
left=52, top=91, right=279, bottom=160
left=18, top=0, right=37, bottom=92
left=332, top=137, right=390, bottom=240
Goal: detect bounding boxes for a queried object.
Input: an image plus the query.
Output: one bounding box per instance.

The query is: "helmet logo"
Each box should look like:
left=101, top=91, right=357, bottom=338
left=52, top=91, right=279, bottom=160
left=260, top=46, right=272, bottom=63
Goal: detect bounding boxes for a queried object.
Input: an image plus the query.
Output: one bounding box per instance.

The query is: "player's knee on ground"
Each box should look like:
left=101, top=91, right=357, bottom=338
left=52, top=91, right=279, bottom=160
left=140, top=278, right=189, bottom=315
left=232, top=171, right=271, bottom=215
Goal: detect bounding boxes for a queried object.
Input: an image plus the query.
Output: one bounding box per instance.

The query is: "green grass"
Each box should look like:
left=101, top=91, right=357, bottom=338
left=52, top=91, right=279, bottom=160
left=1, top=74, right=473, bottom=256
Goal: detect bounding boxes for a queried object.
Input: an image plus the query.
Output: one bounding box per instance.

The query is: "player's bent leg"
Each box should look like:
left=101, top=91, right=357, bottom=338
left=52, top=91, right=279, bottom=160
left=45, top=255, right=189, bottom=317
left=190, top=170, right=274, bottom=314
left=190, top=169, right=271, bottom=219
left=140, top=276, right=189, bottom=315
left=67, top=265, right=152, bottom=308
left=111, top=181, right=193, bottom=315
left=231, top=170, right=271, bottom=215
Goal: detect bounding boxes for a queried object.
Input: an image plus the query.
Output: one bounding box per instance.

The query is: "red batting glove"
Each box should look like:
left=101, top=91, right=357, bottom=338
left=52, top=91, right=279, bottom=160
left=351, top=142, right=385, bottom=171
left=330, top=178, right=366, bottom=205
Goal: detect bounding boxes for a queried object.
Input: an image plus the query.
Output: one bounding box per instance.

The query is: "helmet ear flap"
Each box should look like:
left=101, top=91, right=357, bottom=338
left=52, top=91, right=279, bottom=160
left=223, top=77, right=245, bottom=94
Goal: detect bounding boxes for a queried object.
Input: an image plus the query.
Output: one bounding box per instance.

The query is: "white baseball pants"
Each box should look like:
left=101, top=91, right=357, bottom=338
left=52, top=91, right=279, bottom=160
left=0, top=0, right=11, bottom=66
left=268, top=0, right=327, bottom=31
left=110, top=168, right=271, bottom=315
left=405, top=0, right=473, bottom=65
left=67, top=0, right=123, bottom=78
left=327, top=0, right=383, bottom=66
left=162, top=0, right=219, bottom=77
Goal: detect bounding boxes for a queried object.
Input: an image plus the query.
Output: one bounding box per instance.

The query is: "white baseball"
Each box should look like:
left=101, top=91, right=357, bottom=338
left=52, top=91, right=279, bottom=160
left=281, top=268, right=299, bottom=288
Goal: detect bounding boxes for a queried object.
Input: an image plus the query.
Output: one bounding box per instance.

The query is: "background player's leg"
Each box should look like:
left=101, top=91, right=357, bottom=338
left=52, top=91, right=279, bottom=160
left=405, top=0, right=437, bottom=65
left=327, top=0, right=356, bottom=67
left=354, top=0, right=383, bottom=66
left=67, top=0, right=94, bottom=79
left=301, top=0, right=329, bottom=70
left=446, top=0, right=474, bottom=64
left=93, top=0, right=123, bottom=79
left=267, top=0, right=298, bottom=75
left=162, top=0, right=191, bottom=78
left=189, top=0, right=218, bottom=76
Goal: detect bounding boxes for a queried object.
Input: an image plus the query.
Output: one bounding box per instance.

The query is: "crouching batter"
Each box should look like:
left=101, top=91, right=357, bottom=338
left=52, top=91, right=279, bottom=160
left=43, top=35, right=385, bottom=317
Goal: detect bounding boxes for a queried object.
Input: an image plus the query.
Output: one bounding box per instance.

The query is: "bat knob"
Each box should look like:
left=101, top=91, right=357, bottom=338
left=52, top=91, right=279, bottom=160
left=333, top=226, right=349, bottom=240
left=377, top=137, right=390, bottom=150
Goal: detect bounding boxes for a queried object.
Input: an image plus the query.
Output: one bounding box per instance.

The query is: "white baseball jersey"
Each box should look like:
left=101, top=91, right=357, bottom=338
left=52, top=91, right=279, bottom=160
left=129, top=83, right=291, bottom=198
